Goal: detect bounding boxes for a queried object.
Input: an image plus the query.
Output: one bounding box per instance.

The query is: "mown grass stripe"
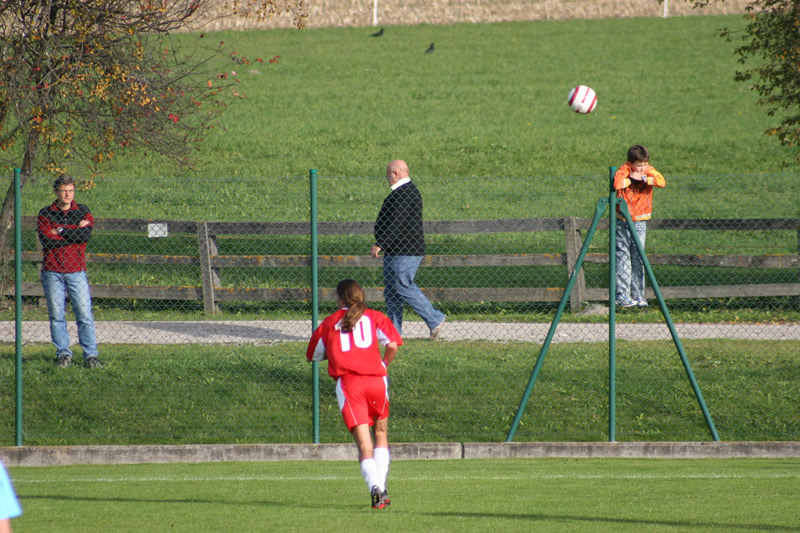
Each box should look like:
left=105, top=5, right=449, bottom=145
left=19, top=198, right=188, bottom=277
left=13, top=472, right=800, bottom=483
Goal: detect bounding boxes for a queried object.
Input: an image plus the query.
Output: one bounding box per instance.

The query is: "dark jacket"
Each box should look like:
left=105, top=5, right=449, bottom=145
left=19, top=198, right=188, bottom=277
left=374, top=180, right=426, bottom=256
left=37, top=201, right=94, bottom=273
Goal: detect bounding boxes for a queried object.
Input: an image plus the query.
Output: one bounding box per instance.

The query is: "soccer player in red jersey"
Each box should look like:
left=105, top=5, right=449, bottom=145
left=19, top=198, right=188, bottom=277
left=307, top=279, right=402, bottom=510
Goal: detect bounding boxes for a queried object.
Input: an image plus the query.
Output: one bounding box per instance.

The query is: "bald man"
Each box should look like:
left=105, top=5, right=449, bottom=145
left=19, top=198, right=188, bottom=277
left=371, top=160, right=446, bottom=339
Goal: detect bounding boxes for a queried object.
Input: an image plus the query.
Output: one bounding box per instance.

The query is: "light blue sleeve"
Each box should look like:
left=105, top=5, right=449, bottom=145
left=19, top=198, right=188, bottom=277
left=0, top=463, right=22, bottom=520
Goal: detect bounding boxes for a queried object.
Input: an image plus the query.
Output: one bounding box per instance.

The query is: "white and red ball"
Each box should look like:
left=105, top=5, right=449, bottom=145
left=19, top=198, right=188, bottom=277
left=567, top=85, right=597, bottom=114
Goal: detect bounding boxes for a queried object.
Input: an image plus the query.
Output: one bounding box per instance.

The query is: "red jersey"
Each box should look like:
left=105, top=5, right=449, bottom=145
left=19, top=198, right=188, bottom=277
left=307, top=308, right=402, bottom=379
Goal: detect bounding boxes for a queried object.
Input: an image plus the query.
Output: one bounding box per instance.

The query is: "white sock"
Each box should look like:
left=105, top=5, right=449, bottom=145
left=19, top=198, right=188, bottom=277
left=360, top=458, right=379, bottom=491
left=373, top=447, right=390, bottom=491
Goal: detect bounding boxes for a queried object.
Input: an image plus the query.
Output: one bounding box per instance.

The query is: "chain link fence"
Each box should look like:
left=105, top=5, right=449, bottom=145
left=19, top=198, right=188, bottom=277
left=1, top=173, right=799, bottom=445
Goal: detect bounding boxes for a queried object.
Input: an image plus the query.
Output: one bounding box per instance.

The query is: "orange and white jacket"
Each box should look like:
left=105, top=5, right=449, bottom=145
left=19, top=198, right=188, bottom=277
left=613, top=163, right=666, bottom=221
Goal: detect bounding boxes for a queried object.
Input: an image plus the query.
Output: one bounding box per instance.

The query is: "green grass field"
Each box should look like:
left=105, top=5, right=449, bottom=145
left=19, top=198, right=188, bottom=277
left=3, top=339, right=798, bottom=445
left=79, top=15, right=795, bottom=179
left=7, top=458, right=800, bottom=532
left=12, top=15, right=800, bottom=195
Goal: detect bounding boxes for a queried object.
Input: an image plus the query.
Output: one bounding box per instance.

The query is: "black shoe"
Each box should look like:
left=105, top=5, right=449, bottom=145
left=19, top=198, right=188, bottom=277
left=84, top=356, right=103, bottom=368
left=56, top=354, right=72, bottom=368
left=371, top=486, right=387, bottom=510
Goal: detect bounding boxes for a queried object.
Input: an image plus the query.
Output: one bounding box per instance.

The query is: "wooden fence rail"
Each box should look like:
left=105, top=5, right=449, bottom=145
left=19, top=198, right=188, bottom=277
left=7, top=216, right=800, bottom=314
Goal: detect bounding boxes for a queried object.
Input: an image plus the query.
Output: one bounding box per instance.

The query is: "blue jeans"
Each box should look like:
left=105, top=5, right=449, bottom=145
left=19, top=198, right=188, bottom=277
left=41, top=270, right=98, bottom=359
left=615, top=221, right=648, bottom=301
left=383, top=255, right=445, bottom=335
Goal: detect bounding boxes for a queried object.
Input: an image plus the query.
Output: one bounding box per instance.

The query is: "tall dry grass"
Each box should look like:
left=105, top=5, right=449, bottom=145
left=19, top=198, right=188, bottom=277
left=200, top=0, right=751, bottom=31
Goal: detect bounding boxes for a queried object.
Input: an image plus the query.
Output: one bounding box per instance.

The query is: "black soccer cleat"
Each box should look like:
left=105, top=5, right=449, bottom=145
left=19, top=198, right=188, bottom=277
left=371, top=486, right=388, bottom=509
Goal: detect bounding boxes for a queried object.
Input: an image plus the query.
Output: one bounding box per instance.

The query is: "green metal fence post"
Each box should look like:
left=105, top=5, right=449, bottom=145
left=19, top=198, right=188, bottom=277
left=14, top=168, right=23, bottom=446
left=608, top=166, right=618, bottom=442
left=505, top=196, right=610, bottom=442
left=310, top=169, right=320, bottom=444
left=618, top=200, right=720, bottom=441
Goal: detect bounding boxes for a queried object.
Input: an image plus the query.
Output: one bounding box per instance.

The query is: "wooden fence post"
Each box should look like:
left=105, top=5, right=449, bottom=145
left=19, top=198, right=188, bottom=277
left=564, top=216, right=586, bottom=313
left=198, top=222, right=220, bottom=314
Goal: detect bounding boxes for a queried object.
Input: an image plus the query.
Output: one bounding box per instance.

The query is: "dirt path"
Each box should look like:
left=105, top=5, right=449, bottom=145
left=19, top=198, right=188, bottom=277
left=3, top=320, right=798, bottom=345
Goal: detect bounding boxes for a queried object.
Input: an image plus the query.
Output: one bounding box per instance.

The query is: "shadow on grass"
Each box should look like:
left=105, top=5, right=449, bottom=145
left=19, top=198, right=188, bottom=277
left=20, top=494, right=797, bottom=531
left=423, top=511, right=795, bottom=531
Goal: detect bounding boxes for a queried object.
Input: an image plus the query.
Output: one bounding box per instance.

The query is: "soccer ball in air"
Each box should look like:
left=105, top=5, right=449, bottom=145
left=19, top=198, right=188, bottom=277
left=567, top=85, right=597, bottom=114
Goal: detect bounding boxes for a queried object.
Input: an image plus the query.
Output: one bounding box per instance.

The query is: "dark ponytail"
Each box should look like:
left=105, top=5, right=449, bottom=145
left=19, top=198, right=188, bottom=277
left=337, top=279, right=367, bottom=332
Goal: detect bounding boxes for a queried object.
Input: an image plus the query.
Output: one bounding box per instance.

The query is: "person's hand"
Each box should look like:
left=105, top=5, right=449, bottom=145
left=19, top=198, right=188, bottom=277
left=370, top=245, right=382, bottom=258
left=78, top=220, right=90, bottom=228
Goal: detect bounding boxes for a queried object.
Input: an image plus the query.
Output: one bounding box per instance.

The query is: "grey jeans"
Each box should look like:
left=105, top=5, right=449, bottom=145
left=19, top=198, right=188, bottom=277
left=615, top=220, right=648, bottom=301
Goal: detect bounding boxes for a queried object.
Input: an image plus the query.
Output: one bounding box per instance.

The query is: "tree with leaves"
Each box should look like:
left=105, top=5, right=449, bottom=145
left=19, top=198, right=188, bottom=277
left=692, top=0, right=800, bottom=158
left=0, top=0, right=306, bottom=283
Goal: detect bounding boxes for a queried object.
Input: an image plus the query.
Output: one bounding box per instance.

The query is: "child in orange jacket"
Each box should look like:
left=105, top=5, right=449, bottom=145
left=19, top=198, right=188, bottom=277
left=613, top=145, right=666, bottom=308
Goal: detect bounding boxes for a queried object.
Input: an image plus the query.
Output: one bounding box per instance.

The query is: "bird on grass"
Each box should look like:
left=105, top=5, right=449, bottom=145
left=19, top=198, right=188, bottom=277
left=424, top=43, right=435, bottom=54
left=371, top=27, right=384, bottom=37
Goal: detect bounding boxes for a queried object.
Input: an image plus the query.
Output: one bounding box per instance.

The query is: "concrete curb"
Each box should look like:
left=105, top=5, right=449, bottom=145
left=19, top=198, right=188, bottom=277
left=0, top=443, right=463, bottom=467
left=463, top=441, right=800, bottom=459
left=2, top=441, right=799, bottom=467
